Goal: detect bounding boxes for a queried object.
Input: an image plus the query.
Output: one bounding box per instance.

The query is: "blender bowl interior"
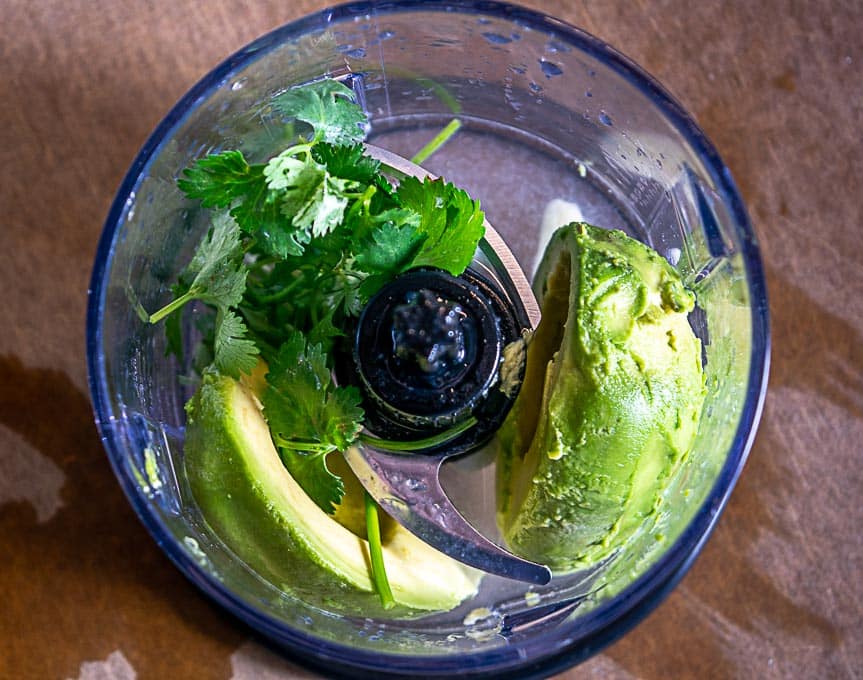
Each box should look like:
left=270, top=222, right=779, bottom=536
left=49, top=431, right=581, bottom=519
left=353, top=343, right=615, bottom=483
left=86, top=2, right=769, bottom=677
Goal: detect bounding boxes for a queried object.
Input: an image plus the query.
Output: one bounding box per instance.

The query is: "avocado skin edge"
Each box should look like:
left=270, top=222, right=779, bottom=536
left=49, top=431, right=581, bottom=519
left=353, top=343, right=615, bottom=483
left=497, top=222, right=706, bottom=573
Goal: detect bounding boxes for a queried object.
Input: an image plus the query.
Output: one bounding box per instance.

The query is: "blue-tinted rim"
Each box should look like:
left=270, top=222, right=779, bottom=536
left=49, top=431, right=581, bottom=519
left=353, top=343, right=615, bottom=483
left=86, top=1, right=770, bottom=677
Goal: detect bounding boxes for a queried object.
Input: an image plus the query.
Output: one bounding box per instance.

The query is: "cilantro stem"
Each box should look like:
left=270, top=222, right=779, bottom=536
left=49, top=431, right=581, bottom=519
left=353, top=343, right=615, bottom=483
left=364, top=491, right=395, bottom=610
left=277, top=439, right=337, bottom=455
left=125, top=281, right=151, bottom=323
left=359, top=416, right=477, bottom=453
left=252, top=274, right=306, bottom=304
left=147, top=288, right=199, bottom=324
left=410, top=118, right=462, bottom=165
left=414, top=76, right=462, bottom=114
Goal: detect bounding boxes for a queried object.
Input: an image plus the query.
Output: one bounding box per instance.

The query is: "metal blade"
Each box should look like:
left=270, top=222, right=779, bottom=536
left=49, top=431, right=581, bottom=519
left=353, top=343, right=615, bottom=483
left=345, top=444, right=552, bottom=585
left=351, top=144, right=551, bottom=584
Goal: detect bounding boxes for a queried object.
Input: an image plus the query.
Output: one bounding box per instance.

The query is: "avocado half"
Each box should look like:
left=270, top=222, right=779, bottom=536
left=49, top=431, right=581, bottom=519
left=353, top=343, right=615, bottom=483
left=497, top=222, right=706, bottom=573
left=184, top=371, right=480, bottom=617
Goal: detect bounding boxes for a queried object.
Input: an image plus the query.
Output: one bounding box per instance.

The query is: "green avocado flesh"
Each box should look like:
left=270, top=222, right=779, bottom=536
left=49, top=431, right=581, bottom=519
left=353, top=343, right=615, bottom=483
left=184, top=371, right=480, bottom=616
left=497, top=223, right=706, bottom=573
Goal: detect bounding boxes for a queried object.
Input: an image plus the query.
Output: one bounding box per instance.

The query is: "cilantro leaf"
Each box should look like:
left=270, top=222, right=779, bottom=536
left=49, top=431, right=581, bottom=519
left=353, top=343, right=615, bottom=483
left=148, top=213, right=248, bottom=324
left=326, top=260, right=367, bottom=317
left=298, top=174, right=353, bottom=239
left=307, top=306, right=345, bottom=351
left=264, top=151, right=353, bottom=240
left=395, top=176, right=486, bottom=276
left=355, top=221, right=427, bottom=299
left=177, top=150, right=257, bottom=209
left=177, top=150, right=297, bottom=255
left=273, top=79, right=367, bottom=145
left=278, top=447, right=345, bottom=517
left=262, top=332, right=364, bottom=513
left=312, top=142, right=380, bottom=184
left=183, top=213, right=247, bottom=306
left=213, top=308, right=259, bottom=379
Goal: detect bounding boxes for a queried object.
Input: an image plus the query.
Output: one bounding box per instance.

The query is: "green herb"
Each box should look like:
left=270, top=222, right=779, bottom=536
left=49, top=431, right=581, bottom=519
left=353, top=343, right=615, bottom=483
left=176, top=151, right=283, bottom=241
left=147, top=213, right=246, bottom=324
left=396, top=176, right=485, bottom=276
left=364, top=491, right=395, bottom=610
left=262, top=331, right=364, bottom=514
left=272, top=78, right=367, bottom=145
left=354, top=221, right=426, bottom=298
left=312, top=142, right=381, bottom=184
left=145, top=213, right=258, bottom=379
left=213, top=308, right=259, bottom=379
left=410, top=118, right=462, bottom=165
left=360, top=416, right=478, bottom=453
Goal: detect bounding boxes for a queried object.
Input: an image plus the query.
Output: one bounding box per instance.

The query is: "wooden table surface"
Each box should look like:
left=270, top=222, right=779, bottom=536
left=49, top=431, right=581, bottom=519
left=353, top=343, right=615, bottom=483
left=2, top=1, right=860, bottom=678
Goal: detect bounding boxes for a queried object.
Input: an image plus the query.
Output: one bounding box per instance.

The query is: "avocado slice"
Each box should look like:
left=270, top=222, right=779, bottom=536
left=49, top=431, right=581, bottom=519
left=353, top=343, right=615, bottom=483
left=497, top=223, right=706, bottom=573
left=184, top=370, right=480, bottom=616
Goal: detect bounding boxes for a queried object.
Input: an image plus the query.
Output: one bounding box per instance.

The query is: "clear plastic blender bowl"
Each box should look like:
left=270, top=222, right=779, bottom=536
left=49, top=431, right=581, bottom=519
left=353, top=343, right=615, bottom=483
left=86, top=2, right=769, bottom=677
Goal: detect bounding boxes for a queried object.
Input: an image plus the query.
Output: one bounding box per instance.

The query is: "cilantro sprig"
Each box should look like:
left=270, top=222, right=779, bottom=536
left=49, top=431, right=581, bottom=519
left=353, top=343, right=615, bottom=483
left=143, top=78, right=481, bottom=606
left=144, top=213, right=258, bottom=379
left=263, top=332, right=363, bottom=513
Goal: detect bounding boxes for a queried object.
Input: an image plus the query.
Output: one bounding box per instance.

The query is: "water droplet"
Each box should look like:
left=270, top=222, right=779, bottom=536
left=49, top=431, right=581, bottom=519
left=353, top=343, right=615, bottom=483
left=598, top=111, right=613, bottom=126
left=529, top=81, right=542, bottom=94
left=337, top=44, right=366, bottom=58
left=431, top=37, right=460, bottom=47
left=585, top=89, right=593, bottom=98
left=482, top=32, right=512, bottom=44
left=382, top=497, right=409, bottom=515
left=378, top=29, right=395, bottom=41
left=405, top=478, right=428, bottom=492
left=545, top=39, right=570, bottom=53
left=230, top=78, right=246, bottom=91
left=539, top=59, right=563, bottom=78
left=509, top=63, right=527, bottom=75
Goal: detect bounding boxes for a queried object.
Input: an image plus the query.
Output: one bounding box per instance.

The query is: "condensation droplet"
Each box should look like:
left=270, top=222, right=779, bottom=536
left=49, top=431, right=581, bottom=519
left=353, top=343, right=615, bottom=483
left=539, top=59, right=563, bottom=78
left=482, top=32, right=512, bottom=44
left=337, top=44, right=366, bottom=58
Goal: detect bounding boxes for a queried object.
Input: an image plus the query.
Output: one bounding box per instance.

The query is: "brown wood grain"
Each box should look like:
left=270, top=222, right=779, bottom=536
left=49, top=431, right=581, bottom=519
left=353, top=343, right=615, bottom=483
left=0, top=1, right=860, bottom=678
